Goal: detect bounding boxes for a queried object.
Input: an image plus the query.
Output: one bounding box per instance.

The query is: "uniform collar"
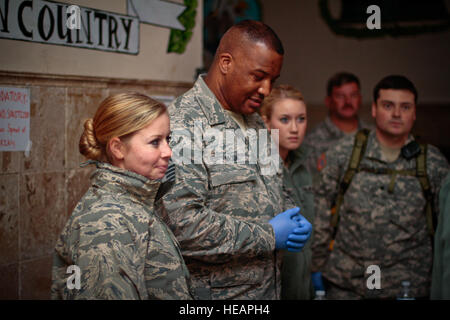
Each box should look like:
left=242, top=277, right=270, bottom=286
left=365, top=130, right=415, bottom=163
left=287, top=145, right=311, bottom=173
left=323, top=116, right=346, bottom=138
left=193, top=74, right=266, bottom=131
left=324, top=115, right=367, bottom=138
left=194, top=75, right=227, bottom=127
left=86, top=161, right=161, bottom=205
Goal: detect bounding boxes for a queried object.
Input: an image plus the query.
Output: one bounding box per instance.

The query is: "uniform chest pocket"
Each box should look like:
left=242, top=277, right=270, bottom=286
left=208, top=166, right=258, bottom=211
left=209, top=166, right=257, bottom=187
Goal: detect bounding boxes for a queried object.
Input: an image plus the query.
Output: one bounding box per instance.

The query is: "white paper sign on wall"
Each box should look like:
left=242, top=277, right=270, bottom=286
left=0, top=87, right=30, bottom=152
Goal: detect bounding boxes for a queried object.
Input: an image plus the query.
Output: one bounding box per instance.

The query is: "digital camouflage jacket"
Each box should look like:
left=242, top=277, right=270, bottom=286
left=304, top=116, right=371, bottom=184
left=312, top=130, right=449, bottom=298
left=51, top=161, right=193, bottom=300
left=160, top=75, right=292, bottom=300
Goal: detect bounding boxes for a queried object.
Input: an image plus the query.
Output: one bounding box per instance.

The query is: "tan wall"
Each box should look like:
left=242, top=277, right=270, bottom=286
left=263, top=0, right=450, bottom=106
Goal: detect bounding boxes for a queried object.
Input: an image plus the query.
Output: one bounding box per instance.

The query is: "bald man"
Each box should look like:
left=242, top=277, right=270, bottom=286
left=158, top=20, right=312, bottom=300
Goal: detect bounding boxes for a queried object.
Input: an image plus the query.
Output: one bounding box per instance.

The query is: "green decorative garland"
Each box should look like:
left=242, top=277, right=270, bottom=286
left=167, top=0, right=197, bottom=53
left=319, top=0, right=450, bottom=38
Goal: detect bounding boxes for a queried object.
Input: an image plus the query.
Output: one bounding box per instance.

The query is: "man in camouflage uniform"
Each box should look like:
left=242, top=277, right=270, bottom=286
left=160, top=20, right=312, bottom=300
left=311, top=75, right=449, bottom=299
left=431, top=172, right=450, bottom=299
left=304, top=72, right=370, bottom=183
left=52, top=161, right=193, bottom=299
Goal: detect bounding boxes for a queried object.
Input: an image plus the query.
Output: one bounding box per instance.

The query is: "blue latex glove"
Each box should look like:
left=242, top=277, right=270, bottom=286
left=311, top=272, right=325, bottom=291
left=269, top=207, right=301, bottom=250
left=286, top=215, right=312, bottom=252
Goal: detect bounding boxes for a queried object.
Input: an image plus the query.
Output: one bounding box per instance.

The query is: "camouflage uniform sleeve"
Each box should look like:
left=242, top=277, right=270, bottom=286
left=427, top=145, right=450, bottom=216
left=283, top=179, right=297, bottom=211
left=431, top=172, right=450, bottom=298
left=311, top=144, right=346, bottom=272
left=55, top=209, right=145, bottom=300
left=161, top=161, right=276, bottom=264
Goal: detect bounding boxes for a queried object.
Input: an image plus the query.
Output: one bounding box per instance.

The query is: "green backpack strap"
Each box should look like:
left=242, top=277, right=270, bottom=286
left=329, top=134, right=435, bottom=251
left=331, top=129, right=370, bottom=229
left=416, top=143, right=436, bottom=237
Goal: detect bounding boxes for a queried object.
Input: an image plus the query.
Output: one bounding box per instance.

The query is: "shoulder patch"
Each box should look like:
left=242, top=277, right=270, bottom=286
left=162, top=160, right=175, bottom=183
left=317, top=152, right=326, bottom=172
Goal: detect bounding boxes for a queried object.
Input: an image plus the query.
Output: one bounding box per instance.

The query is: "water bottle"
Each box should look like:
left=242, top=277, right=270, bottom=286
left=397, top=281, right=415, bottom=300
left=314, top=290, right=326, bottom=300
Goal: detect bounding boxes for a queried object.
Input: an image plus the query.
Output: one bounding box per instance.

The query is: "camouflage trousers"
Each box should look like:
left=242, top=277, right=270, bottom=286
left=325, top=282, right=362, bottom=300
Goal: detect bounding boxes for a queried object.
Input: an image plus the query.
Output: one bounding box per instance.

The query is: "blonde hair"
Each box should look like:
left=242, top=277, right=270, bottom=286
left=79, top=92, right=167, bottom=161
left=260, top=84, right=305, bottom=120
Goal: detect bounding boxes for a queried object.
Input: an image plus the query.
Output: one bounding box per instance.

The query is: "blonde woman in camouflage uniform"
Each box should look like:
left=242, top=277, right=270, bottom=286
left=51, top=93, right=193, bottom=299
left=260, top=85, right=315, bottom=300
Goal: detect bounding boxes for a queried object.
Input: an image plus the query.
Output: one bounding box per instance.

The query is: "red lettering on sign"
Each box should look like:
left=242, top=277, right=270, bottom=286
left=0, top=139, right=15, bottom=147
left=0, top=109, right=30, bottom=119
left=0, top=90, right=28, bottom=105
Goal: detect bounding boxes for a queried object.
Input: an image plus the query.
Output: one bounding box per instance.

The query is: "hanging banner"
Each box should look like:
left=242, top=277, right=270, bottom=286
left=0, top=87, right=30, bottom=151
left=127, top=0, right=186, bottom=30
left=0, top=0, right=189, bottom=55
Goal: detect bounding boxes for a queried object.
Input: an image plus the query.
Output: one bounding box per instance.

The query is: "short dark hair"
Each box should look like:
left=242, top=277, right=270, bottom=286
left=327, top=72, right=360, bottom=96
left=373, top=75, right=418, bottom=104
left=233, top=20, right=284, bottom=55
